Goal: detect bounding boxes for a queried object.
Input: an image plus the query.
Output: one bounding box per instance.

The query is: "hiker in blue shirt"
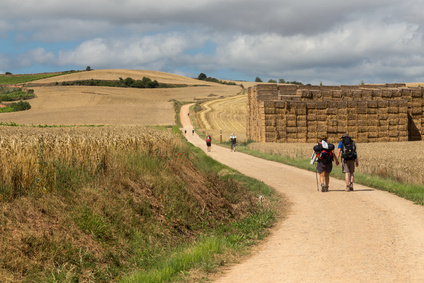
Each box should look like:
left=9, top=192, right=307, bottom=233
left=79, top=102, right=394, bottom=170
left=337, top=133, right=359, bottom=191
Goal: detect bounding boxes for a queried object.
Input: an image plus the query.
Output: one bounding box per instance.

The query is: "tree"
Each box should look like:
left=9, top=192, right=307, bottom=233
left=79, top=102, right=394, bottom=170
left=268, top=79, right=277, bottom=83
left=86, top=66, right=92, bottom=71
left=279, top=79, right=286, bottom=83
left=198, top=73, right=207, bottom=80
left=255, top=77, right=262, bottom=82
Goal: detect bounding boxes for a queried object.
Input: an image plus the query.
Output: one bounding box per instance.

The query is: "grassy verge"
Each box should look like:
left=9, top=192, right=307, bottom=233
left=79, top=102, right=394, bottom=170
left=235, top=144, right=424, bottom=205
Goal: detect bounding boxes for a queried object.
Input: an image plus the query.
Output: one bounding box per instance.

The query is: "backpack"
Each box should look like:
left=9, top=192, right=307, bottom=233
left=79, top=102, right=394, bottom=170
left=341, top=136, right=357, bottom=160
left=206, top=135, right=211, bottom=142
left=313, top=142, right=334, bottom=164
left=231, top=136, right=236, bottom=143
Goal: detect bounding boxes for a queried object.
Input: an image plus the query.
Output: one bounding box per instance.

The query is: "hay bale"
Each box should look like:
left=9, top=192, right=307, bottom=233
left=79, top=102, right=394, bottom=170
left=287, top=120, right=296, bottom=127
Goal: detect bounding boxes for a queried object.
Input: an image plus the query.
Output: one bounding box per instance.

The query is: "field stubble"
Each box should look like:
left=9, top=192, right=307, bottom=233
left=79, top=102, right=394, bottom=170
left=248, top=141, right=424, bottom=185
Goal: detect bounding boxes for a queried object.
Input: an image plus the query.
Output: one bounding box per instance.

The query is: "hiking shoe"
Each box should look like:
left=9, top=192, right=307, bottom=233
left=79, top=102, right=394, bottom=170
left=321, top=183, right=325, bottom=192
left=346, top=186, right=350, bottom=192
left=324, top=185, right=329, bottom=192
left=349, top=183, right=354, bottom=191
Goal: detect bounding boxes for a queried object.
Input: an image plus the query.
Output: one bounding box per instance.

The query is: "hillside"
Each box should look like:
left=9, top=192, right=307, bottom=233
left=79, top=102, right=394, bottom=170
left=0, top=69, right=243, bottom=126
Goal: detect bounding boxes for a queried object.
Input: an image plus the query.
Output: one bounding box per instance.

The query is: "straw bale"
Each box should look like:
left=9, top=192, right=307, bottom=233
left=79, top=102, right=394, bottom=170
left=347, top=113, right=356, bottom=120
left=367, top=100, right=378, bottom=108
left=274, top=100, right=286, bottom=108
left=382, top=89, right=393, bottom=98
left=358, top=132, right=368, bottom=141
left=372, top=89, right=382, bottom=99
left=264, top=107, right=275, bottom=114
left=412, top=107, right=422, bottom=115
left=286, top=114, right=296, bottom=121
left=327, top=125, right=338, bottom=133
left=411, top=88, right=423, bottom=98
left=317, top=115, right=327, bottom=121
left=388, top=107, right=399, bottom=114
left=347, top=120, right=357, bottom=126
left=361, top=89, right=373, bottom=100
left=379, top=120, right=388, bottom=127
left=265, top=119, right=276, bottom=126
left=352, top=90, right=362, bottom=100
left=287, top=120, right=297, bottom=127
left=297, top=120, right=307, bottom=127
left=368, top=132, right=378, bottom=138
left=307, top=114, right=317, bottom=121
left=275, top=108, right=286, bottom=115
left=297, top=127, right=307, bottom=133
left=332, top=90, right=342, bottom=99
left=316, top=101, right=327, bottom=109
left=377, top=100, right=388, bottom=108
left=388, top=117, right=399, bottom=125
left=307, top=132, right=318, bottom=139
left=367, top=108, right=377, bottom=114
left=357, top=107, right=367, bottom=114
left=286, top=132, right=297, bottom=139
left=298, top=89, right=312, bottom=99
left=265, top=126, right=276, bottom=132
left=307, top=121, right=318, bottom=128
left=337, top=126, right=347, bottom=132
left=378, top=131, right=389, bottom=139
left=325, top=108, right=337, bottom=115
left=338, top=108, right=348, bottom=115
left=399, top=135, right=408, bottom=141
left=306, top=102, right=316, bottom=109
left=358, top=124, right=368, bottom=132
left=286, top=127, right=297, bottom=133
left=255, top=84, right=278, bottom=92
left=265, top=131, right=276, bottom=138
left=368, top=126, right=378, bottom=132
left=322, top=90, right=332, bottom=99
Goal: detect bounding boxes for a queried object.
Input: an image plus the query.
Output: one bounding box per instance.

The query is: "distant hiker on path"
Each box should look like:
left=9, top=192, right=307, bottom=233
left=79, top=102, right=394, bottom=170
left=206, top=134, right=212, bottom=152
left=229, top=133, right=237, bottom=152
left=337, top=133, right=359, bottom=191
left=313, top=136, right=339, bottom=192
left=192, top=129, right=194, bottom=136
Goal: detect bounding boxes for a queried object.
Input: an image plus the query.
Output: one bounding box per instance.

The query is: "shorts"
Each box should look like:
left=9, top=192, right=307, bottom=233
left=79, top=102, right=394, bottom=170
left=231, top=142, right=236, bottom=149
left=317, top=162, right=333, bottom=173
left=206, top=142, right=211, bottom=146
left=342, top=159, right=355, bottom=174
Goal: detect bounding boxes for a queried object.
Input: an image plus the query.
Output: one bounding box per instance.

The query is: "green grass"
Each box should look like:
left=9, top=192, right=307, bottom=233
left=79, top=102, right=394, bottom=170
left=0, top=72, right=73, bottom=85
left=235, top=144, right=424, bottom=205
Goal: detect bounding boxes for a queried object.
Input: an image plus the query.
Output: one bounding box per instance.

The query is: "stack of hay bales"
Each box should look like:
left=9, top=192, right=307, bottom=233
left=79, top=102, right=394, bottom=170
left=246, top=84, right=422, bottom=143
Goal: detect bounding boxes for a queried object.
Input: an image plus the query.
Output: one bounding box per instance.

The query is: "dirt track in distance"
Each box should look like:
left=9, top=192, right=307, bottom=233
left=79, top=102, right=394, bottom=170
left=181, top=104, right=424, bottom=283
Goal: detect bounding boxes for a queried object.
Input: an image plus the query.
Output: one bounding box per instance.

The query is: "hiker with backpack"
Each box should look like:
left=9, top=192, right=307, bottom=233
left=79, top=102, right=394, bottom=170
left=337, top=133, right=359, bottom=191
left=206, top=134, right=212, bottom=152
left=229, top=133, right=237, bottom=152
left=313, top=136, right=339, bottom=192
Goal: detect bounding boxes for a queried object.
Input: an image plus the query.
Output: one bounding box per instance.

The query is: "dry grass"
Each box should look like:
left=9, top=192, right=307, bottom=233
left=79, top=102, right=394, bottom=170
left=247, top=140, right=424, bottom=184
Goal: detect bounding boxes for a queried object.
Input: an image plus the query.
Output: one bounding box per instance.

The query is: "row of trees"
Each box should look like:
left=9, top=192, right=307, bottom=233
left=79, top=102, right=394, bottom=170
left=61, top=77, right=160, bottom=88
left=255, top=77, right=303, bottom=85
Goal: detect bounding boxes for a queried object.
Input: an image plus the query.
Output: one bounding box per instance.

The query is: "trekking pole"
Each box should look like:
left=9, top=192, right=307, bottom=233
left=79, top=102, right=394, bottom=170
left=315, top=166, right=319, bottom=192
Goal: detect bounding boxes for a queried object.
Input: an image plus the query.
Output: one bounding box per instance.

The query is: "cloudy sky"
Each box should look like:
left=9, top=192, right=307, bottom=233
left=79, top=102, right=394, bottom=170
left=1, top=0, right=424, bottom=85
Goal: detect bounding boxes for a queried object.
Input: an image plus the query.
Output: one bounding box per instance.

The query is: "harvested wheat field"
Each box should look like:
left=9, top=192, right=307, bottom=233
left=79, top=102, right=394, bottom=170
left=1, top=69, right=242, bottom=126
left=194, top=94, right=247, bottom=142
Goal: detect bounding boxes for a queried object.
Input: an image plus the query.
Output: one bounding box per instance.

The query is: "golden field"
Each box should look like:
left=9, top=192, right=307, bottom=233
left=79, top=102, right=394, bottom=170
left=1, top=69, right=242, bottom=126
left=0, top=125, right=177, bottom=196
left=194, top=93, right=247, bottom=142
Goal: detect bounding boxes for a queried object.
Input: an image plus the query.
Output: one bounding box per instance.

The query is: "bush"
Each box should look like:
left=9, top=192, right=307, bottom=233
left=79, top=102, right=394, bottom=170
left=11, top=101, right=31, bottom=111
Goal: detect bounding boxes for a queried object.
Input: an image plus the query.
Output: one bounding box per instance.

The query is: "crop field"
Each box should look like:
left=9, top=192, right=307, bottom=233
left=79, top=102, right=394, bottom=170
left=0, top=69, right=242, bottom=126
left=0, top=125, right=178, bottom=198
left=195, top=94, right=247, bottom=142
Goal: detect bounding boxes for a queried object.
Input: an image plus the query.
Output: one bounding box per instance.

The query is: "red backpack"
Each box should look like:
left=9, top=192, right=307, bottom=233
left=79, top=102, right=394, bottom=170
left=206, top=135, right=211, bottom=142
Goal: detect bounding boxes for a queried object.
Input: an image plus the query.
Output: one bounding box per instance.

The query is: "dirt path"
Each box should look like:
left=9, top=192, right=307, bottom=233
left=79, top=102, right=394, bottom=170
left=180, top=104, right=424, bottom=282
